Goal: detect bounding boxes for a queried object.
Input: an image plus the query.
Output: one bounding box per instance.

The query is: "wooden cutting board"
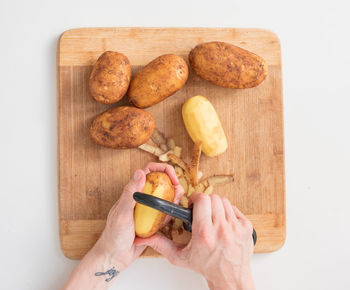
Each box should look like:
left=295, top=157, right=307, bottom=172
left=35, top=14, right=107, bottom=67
left=58, top=27, right=285, bottom=259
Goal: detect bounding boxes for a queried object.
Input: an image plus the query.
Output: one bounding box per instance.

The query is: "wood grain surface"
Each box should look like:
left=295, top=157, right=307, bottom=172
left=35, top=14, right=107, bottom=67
left=58, top=27, right=285, bottom=259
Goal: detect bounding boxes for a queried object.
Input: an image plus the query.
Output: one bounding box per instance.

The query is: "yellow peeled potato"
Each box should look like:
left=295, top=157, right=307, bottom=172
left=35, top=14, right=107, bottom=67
left=134, top=172, right=175, bottom=238
left=182, top=95, right=228, bottom=157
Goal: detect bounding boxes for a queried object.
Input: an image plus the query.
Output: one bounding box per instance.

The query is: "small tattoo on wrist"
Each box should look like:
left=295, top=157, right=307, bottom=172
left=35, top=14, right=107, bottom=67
left=95, top=267, right=119, bottom=282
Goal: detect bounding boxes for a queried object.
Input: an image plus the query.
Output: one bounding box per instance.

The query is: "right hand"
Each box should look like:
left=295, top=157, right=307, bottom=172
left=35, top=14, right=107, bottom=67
left=136, top=193, right=255, bottom=290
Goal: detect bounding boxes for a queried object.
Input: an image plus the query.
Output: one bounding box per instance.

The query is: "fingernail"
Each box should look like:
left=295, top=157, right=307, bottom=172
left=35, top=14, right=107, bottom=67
left=133, top=170, right=142, bottom=181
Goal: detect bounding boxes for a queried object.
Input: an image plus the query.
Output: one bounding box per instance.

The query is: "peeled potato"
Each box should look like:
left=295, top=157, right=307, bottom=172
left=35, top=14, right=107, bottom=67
left=90, top=106, right=155, bottom=149
left=134, top=172, right=175, bottom=238
left=189, top=41, right=267, bottom=88
left=182, top=95, right=228, bottom=157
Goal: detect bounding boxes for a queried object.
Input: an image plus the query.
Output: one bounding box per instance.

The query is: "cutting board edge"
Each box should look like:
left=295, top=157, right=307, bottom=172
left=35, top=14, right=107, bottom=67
left=59, top=231, right=286, bottom=259
left=59, top=214, right=286, bottom=259
left=58, top=27, right=281, bottom=67
left=58, top=26, right=281, bottom=41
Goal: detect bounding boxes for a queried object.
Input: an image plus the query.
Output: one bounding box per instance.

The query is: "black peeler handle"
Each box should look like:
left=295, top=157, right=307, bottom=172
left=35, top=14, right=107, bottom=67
left=133, top=192, right=257, bottom=246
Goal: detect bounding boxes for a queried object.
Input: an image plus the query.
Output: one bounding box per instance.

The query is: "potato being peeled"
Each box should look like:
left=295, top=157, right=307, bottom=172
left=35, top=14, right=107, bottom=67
left=189, top=41, right=267, bottom=89
left=89, top=51, right=131, bottom=104
left=90, top=106, right=155, bottom=149
left=128, top=54, right=188, bottom=108
left=134, top=172, right=175, bottom=238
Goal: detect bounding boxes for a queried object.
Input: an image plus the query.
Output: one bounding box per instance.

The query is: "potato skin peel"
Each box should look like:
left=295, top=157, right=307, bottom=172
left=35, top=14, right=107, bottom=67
left=189, top=41, right=267, bottom=89
left=128, top=54, right=189, bottom=108
left=90, top=106, right=155, bottom=149
left=134, top=172, right=175, bottom=238
left=89, top=51, right=131, bottom=104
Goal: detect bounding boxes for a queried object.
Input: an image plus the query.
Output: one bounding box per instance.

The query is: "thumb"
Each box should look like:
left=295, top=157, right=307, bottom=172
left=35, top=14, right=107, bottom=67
left=135, top=234, right=182, bottom=264
left=119, top=169, right=146, bottom=211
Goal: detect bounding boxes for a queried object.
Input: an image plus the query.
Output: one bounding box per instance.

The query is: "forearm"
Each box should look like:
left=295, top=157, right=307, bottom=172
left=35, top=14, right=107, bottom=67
left=62, top=241, right=121, bottom=290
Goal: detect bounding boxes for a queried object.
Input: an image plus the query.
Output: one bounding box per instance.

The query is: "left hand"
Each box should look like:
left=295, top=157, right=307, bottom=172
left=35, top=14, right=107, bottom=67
left=93, top=162, right=184, bottom=272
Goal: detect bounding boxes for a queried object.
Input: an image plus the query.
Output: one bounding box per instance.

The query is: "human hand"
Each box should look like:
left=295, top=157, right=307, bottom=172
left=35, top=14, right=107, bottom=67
left=62, top=163, right=184, bottom=289
left=93, top=168, right=147, bottom=272
left=136, top=193, right=255, bottom=290
left=94, top=162, right=184, bottom=272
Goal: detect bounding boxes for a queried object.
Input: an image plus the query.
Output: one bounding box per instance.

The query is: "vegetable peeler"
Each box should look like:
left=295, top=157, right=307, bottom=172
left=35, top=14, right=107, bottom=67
left=133, top=192, right=257, bottom=246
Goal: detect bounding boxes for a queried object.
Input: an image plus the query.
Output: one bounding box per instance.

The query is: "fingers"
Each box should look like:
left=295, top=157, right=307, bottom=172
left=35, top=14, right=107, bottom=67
left=135, top=234, right=181, bottom=264
left=143, top=162, right=184, bottom=204
left=173, top=184, right=184, bottom=205
left=222, top=198, right=238, bottom=223
left=143, top=162, right=179, bottom=186
left=232, top=205, right=248, bottom=222
left=232, top=206, right=254, bottom=246
left=210, top=194, right=225, bottom=224
left=118, top=169, right=146, bottom=213
left=187, top=196, right=193, bottom=208
left=162, top=184, right=184, bottom=226
left=191, top=193, right=212, bottom=229
left=162, top=185, right=184, bottom=226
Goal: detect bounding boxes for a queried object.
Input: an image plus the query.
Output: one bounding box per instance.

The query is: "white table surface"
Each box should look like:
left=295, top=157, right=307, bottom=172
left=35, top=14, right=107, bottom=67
left=1, top=0, right=350, bottom=289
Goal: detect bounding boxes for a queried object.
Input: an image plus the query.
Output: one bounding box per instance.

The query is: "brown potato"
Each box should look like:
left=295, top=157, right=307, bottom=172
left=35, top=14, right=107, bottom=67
left=90, top=106, right=155, bottom=149
left=189, top=42, right=267, bottom=89
left=134, top=172, right=175, bottom=238
left=89, top=51, right=131, bottom=104
left=128, top=54, right=188, bottom=108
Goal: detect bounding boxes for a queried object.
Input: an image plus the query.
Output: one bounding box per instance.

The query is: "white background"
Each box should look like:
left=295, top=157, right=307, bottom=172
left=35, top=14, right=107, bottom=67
left=0, top=0, right=349, bottom=289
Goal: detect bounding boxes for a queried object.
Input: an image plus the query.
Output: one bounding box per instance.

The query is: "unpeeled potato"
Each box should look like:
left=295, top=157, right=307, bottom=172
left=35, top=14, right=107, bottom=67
left=128, top=54, right=188, bottom=108
left=89, top=51, right=131, bottom=104
left=134, top=172, right=175, bottom=238
left=189, top=41, right=267, bottom=89
left=90, top=106, right=155, bottom=149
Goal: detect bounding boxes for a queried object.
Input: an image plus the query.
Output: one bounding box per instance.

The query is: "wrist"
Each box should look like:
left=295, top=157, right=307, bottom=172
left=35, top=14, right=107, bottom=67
left=62, top=239, right=122, bottom=290
left=206, top=265, right=254, bottom=290
left=91, top=235, right=126, bottom=272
